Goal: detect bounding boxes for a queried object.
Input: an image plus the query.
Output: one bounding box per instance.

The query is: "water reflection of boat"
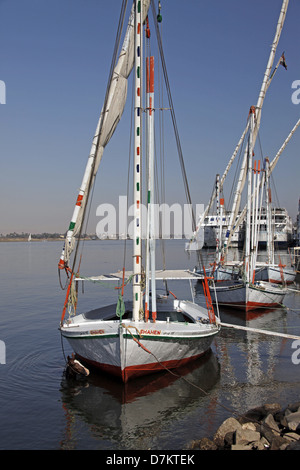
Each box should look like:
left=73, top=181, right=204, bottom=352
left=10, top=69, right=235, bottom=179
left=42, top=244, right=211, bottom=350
left=218, top=302, right=287, bottom=323
left=215, top=306, right=294, bottom=414
left=59, top=350, right=220, bottom=449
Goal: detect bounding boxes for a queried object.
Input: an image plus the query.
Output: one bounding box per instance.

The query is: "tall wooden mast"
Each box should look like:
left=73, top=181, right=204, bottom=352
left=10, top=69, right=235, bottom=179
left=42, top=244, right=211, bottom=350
left=133, top=0, right=143, bottom=321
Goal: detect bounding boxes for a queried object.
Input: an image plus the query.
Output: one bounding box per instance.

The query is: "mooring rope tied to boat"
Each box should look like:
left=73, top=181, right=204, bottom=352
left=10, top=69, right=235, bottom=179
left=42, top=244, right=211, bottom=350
left=220, top=322, right=300, bottom=340
left=121, top=323, right=152, bottom=354
left=123, top=321, right=299, bottom=443
left=287, top=287, right=300, bottom=293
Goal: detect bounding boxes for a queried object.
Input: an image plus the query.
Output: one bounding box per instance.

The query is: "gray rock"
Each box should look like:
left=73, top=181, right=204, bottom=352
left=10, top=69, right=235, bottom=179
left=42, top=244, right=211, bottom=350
left=286, top=440, right=300, bottom=450
left=263, top=403, right=282, bottom=415
left=263, top=413, right=280, bottom=434
left=252, top=437, right=270, bottom=450
left=279, top=442, right=289, bottom=450
left=197, top=438, right=218, bottom=450
left=286, top=402, right=300, bottom=413
left=231, top=444, right=253, bottom=450
left=282, top=432, right=300, bottom=442
left=239, top=403, right=281, bottom=425
left=270, top=436, right=289, bottom=450
left=242, top=421, right=259, bottom=432
left=260, top=413, right=280, bottom=443
left=224, top=431, right=235, bottom=447
left=239, top=406, right=266, bottom=424
left=235, top=427, right=261, bottom=445
left=275, top=410, right=288, bottom=428
left=213, top=417, right=242, bottom=447
left=285, top=411, right=300, bottom=431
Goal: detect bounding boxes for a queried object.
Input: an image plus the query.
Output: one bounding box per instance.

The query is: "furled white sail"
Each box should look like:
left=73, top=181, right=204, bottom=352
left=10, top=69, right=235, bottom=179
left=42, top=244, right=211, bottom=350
left=59, top=0, right=151, bottom=269
left=187, top=0, right=289, bottom=252
left=229, top=117, right=300, bottom=239
left=222, top=0, right=289, bottom=253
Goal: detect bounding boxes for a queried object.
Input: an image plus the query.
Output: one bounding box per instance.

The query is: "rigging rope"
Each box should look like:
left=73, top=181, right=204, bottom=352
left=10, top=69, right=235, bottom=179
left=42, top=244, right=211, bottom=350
left=150, top=2, right=195, bottom=231
left=151, top=1, right=205, bottom=273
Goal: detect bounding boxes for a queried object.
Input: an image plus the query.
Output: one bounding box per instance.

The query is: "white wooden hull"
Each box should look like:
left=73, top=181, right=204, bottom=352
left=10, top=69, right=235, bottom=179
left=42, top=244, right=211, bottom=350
left=209, top=280, right=287, bottom=312
left=60, top=300, right=220, bottom=382
left=196, top=265, right=241, bottom=282
left=255, top=265, right=296, bottom=284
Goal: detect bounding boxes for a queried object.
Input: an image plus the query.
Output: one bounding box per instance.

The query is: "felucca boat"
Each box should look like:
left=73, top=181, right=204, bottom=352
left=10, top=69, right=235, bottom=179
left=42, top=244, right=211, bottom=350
left=209, top=107, right=287, bottom=311
left=58, top=1, right=220, bottom=382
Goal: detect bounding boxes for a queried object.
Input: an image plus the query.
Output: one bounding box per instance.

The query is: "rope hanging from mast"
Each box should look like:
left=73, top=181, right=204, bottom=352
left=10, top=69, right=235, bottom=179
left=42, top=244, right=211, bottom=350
left=151, top=1, right=203, bottom=271
left=151, top=1, right=195, bottom=232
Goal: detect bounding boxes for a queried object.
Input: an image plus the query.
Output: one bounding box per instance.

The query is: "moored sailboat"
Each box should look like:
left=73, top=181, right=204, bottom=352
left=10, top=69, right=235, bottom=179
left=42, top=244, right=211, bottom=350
left=204, top=0, right=290, bottom=310
left=209, top=107, right=287, bottom=311
left=58, top=1, right=220, bottom=383
left=254, top=157, right=296, bottom=285
left=255, top=263, right=296, bottom=284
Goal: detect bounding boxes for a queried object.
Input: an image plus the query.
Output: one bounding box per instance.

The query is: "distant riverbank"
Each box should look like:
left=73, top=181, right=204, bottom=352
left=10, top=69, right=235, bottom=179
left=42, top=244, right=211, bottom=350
left=0, top=237, right=64, bottom=242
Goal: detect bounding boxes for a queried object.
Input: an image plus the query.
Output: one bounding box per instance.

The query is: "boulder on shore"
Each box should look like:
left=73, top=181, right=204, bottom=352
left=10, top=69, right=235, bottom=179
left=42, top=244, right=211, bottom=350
left=187, top=402, right=300, bottom=450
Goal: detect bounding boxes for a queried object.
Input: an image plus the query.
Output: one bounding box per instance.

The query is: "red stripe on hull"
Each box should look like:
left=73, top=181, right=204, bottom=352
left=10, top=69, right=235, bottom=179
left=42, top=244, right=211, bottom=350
left=245, top=301, right=283, bottom=311
left=218, top=301, right=283, bottom=312
left=269, top=279, right=293, bottom=285
left=77, top=352, right=206, bottom=383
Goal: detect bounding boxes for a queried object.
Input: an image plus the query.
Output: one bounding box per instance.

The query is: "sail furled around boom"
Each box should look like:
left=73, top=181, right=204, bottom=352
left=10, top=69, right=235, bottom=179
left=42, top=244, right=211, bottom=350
left=187, top=0, right=289, bottom=252
left=222, top=0, right=289, bottom=253
left=59, top=0, right=151, bottom=269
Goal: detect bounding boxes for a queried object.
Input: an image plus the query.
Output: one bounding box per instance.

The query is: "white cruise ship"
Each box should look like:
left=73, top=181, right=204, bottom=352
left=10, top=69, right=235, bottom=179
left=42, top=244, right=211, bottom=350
left=256, top=207, right=293, bottom=248
left=202, top=213, right=244, bottom=248
left=200, top=207, right=292, bottom=249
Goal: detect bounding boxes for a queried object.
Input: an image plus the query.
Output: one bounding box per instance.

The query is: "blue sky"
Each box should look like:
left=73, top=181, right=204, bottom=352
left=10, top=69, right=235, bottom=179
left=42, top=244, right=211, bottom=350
left=0, top=0, right=299, bottom=235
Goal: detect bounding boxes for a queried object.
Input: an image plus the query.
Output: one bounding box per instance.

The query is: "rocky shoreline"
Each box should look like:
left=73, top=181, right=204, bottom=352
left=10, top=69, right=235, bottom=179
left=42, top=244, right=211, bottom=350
left=187, top=402, right=300, bottom=450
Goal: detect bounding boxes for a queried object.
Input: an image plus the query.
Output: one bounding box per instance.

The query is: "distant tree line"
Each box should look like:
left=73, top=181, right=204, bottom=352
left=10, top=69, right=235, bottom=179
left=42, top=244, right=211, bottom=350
left=1, top=232, right=63, bottom=239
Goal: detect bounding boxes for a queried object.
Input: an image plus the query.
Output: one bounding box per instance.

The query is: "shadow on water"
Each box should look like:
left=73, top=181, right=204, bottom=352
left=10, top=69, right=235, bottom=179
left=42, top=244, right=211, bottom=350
left=59, top=349, right=220, bottom=450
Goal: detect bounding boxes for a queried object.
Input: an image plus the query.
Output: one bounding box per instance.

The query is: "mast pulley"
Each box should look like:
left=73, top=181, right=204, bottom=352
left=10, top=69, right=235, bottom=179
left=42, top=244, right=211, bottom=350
left=157, top=1, right=162, bottom=22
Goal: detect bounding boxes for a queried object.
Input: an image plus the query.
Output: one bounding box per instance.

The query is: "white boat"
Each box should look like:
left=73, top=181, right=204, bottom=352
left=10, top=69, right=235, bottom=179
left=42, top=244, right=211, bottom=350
left=58, top=1, right=220, bottom=383
left=215, top=115, right=299, bottom=286
left=257, top=207, right=293, bottom=248
left=210, top=108, right=288, bottom=311
left=208, top=0, right=290, bottom=310
left=60, top=288, right=220, bottom=382
left=255, top=264, right=296, bottom=284
left=254, top=158, right=296, bottom=285
left=209, top=279, right=286, bottom=311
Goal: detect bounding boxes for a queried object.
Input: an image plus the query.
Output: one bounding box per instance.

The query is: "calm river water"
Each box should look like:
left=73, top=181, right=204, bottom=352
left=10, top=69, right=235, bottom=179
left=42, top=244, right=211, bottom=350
left=0, top=240, right=299, bottom=450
